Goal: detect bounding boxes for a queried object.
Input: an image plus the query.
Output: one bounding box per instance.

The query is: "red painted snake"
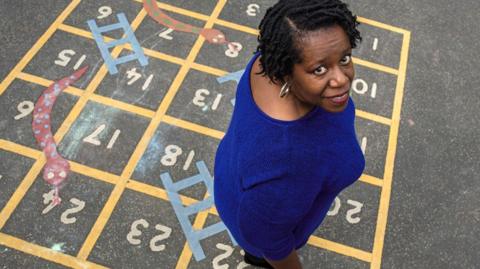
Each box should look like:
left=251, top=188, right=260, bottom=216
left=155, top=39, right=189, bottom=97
left=32, top=66, right=88, bottom=205
left=143, top=0, right=241, bottom=52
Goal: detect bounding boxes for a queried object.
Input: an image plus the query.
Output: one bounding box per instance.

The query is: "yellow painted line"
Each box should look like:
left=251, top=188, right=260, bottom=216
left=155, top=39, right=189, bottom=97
left=356, top=109, right=392, bottom=126
left=51, top=9, right=147, bottom=145
left=214, top=19, right=259, bottom=35
left=357, top=16, right=409, bottom=35
left=0, top=159, right=45, bottom=229
left=190, top=62, right=227, bottom=77
left=0, top=0, right=82, bottom=96
left=127, top=179, right=199, bottom=206
left=76, top=10, right=150, bottom=260
left=90, top=94, right=155, bottom=119
left=162, top=115, right=225, bottom=140
left=131, top=0, right=210, bottom=21
left=0, top=139, right=118, bottom=186
left=308, top=236, right=372, bottom=263
left=359, top=174, right=383, bottom=187
left=353, top=57, right=399, bottom=75
left=371, top=31, right=411, bottom=269
left=59, top=23, right=187, bottom=67
left=18, top=72, right=155, bottom=119
left=163, top=1, right=228, bottom=268
left=0, top=139, right=42, bottom=159
left=58, top=23, right=103, bottom=41
left=140, top=47, right=186, bottom=66
left=0, top=233, right=107, bottom=269
left=176, top=193, right=211, bottom=269
left=17, top=72, right=84, bottom=96
left=70, top=162, right=119, bottom=185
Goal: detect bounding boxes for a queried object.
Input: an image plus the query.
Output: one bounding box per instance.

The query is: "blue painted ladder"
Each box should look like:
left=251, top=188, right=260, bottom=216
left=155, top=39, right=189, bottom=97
left=161, top=161, right=238, bottom=261
left=87, top=13, right=148, bottom=75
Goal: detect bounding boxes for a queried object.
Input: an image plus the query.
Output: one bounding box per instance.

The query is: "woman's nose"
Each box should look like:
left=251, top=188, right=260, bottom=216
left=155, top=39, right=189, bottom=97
left=328, top=66, right=349, bottom=88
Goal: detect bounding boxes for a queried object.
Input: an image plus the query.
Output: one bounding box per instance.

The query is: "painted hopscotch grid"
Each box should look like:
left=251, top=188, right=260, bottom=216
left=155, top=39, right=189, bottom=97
left=0, top=0, right=411, bottom=268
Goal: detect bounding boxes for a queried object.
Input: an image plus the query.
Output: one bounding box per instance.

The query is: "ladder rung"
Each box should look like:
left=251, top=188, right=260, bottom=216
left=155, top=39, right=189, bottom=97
left=106, top=37, right=129, bottom=48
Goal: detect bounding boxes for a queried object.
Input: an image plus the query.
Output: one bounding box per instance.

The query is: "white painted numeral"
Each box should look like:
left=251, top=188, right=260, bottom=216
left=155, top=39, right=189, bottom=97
left=193, top=88, right=209, bottom=108
left=352, top=78, right=377, bottom=99
left=213, top=243, right=234, bottom=269
left=143, top=74, right=154, bottom=91
left=127, top=68, right=142, bottom=85
left=15, top=101, right=34, bottom=120
left=55, top=49, right=75, bottom=67
left=246, top=4, right=260, bottom=17
left=372, top=38, right=379, bottom=51
left=183, top=150, right=195, bottom=171
left=42, top=189, right=59, bottom=215
left=149, top=224, right=172, bottom=252
left=161, top=145, right=182, bottom=166
left=327, top=197, right=341, bottom=216
left=361, top=137, right=367, bottom=155
left=346, top=200, right=363, bottom=224
left=83, top=124, right=105, bottom=146
left=212, top=243, right=249, bottom=269
left=327, top=197, right=364, bottom=224
left=42, top=191, right=86, bottom=225
left=127, top=219, right=172, bottom=252
left=211, top=94, right=223, bottom=111
left=107, top=130, right=121, bottom=149
left=159, top=28, right=174, bottom=40
left=83, top=124, right=121, bottom=149
left=126, top=68, right=154, bottom=91
left=127, top=219, right=149, bottom=245
left=97, top=6, right=113, bottom=19
left=60, top=198, right=86, bottom=224
left=160, top=145, right=195, bottom=170
left=225, top=42, right=243, bottom=58
left=73, top=55, right=86, bottom=70
left=55, top=49, right=87, bottom=70
left=193, top=89, right=224, bottom=111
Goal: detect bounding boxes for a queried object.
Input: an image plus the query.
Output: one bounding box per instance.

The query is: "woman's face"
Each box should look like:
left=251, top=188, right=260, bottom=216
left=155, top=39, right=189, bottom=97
left=287, top=24, right=354, bottom=113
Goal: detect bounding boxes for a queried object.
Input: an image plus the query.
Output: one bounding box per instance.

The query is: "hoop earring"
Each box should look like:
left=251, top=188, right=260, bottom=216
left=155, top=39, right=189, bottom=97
left=279, top=82, right=290, bottom=98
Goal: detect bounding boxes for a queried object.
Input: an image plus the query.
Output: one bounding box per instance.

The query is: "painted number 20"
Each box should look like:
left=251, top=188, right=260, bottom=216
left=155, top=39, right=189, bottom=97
left=327, top=197, right=364, bottom=224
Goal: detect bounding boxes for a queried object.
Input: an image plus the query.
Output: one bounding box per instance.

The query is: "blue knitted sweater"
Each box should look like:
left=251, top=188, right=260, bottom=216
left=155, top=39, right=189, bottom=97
left=213, top=52, right=365, bottom=261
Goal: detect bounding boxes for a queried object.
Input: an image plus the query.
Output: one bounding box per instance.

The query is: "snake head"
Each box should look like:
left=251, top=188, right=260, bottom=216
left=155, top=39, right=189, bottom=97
left=43, top=158, right=70, bottom=187
left=200, top=29, right=227, bottom=44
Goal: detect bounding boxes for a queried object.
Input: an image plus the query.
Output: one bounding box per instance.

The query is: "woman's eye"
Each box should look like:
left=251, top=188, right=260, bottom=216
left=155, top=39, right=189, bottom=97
left=340, top=55, right=352, bottom=65
left=313, top=66, right=327, bottom=75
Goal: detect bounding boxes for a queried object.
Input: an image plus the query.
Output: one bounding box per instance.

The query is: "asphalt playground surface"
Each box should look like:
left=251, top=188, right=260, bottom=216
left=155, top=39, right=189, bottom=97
left=0, top=0, right=479, bottom=268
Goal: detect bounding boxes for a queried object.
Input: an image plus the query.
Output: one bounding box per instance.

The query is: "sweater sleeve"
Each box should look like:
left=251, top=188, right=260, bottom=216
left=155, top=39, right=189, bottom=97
left=236, top=173, right=314, bottom=261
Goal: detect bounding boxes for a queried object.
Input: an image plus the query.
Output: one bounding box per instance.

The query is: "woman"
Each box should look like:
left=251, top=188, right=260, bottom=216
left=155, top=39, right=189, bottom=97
left=213, top=1, right=364, bottom=268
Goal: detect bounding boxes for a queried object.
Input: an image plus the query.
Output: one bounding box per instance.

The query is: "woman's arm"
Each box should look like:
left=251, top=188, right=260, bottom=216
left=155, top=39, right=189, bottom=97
left=265, top=249, right=303, bottom=269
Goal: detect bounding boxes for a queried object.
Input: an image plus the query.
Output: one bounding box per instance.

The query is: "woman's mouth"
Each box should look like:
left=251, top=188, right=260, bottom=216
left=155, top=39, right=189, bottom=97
left=326, top=91, right=349, bottom=106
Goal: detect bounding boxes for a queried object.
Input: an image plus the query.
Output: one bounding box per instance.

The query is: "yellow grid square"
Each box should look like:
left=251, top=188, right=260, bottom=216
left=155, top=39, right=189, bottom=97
left=0, top=0, right=411, bottom=268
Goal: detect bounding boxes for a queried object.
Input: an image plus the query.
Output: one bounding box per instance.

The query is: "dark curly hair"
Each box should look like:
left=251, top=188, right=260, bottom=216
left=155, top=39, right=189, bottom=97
left=256, top=0, right=362, bottom=84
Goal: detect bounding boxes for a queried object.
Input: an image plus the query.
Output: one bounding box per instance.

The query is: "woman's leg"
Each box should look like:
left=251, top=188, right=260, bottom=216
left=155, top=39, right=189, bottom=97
left=244, top=250, right=274, bottom=268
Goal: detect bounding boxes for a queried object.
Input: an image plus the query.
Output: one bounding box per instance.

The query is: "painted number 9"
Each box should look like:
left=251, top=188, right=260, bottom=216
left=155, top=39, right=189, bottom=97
left=97, top=6, right=113, bottom=19
left=14, top=101, right=34, bottom=120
